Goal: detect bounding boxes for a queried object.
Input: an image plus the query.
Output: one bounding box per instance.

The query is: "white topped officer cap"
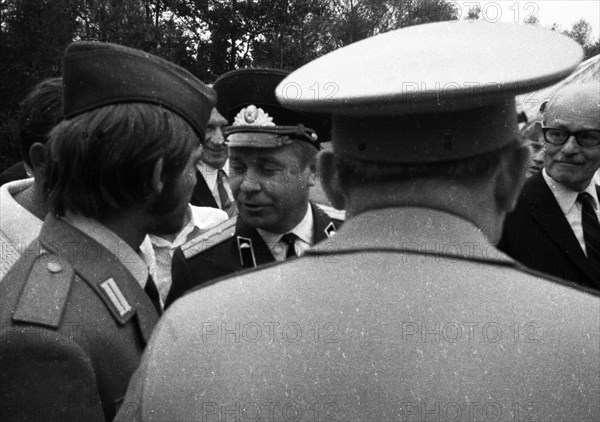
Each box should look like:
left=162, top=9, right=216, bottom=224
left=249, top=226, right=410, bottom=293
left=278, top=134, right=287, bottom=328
left=276, top=21, right=583, bottom=163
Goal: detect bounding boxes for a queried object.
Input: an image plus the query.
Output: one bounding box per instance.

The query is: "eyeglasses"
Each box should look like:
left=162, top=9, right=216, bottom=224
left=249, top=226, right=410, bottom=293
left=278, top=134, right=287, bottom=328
left=542, top=127, right=600, bottom=148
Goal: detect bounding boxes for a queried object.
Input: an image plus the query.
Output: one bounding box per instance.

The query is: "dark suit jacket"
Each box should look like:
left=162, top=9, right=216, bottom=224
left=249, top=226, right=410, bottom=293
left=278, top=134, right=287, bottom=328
left=0, top=215, right=159, bottom=421
left=499, top=172, right=600, bottom=290
left=190, top=169, right=219, bottom=208
left=166, top=203, right=340, bottom=307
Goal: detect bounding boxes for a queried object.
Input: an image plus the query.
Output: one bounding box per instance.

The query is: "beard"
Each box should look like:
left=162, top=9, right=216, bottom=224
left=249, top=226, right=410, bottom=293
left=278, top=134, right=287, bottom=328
left=146, top=178, right=189, bottom=237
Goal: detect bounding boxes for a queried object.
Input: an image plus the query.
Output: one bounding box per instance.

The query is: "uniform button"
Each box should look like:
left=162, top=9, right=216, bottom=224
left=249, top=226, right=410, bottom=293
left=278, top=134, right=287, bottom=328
left=47, top=262, right=63, bottom=273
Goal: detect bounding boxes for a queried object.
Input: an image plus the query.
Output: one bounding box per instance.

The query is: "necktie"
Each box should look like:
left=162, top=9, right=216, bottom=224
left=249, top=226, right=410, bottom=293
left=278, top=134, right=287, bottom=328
left=280, top=233, right=299, bottom=259
left=217, top=169, right=236, bottom=217
left=144, top=275, right=162, bottom=315
left=578, top=192, right=600, bottom=274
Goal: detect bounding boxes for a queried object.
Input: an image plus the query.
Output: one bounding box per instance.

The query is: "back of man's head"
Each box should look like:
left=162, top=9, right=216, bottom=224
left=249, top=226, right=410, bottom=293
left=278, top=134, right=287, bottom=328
left=276, top=21, right=584, bottom=242
left=17, top=77, right=63, bottom=169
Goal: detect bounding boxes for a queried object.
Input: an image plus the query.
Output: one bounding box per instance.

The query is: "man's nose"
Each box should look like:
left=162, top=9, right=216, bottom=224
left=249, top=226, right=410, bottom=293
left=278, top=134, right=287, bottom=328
left=561, top=135, right=579, bottom=154
left=532, top=147, right=544, bottom=163
left=212, top=128, right=225, bottom=145
left=238, top=171, right=260, bottom=193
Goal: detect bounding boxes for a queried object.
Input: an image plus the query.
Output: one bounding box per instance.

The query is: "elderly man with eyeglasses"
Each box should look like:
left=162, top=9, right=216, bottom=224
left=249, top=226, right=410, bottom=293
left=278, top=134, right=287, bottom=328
left=499, top=82, right=600, bottom=290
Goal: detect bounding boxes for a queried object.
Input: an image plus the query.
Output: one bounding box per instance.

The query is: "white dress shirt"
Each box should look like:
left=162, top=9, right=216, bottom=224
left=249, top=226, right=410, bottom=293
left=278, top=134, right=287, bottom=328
left=0, top=178, right=43, bottom=280
left=139, top=205, right=228, bottom=306
left=257, top=206, right=314, bottom=261
left=196, top=160, right=233, bottom=208
left=543, top=168, right=600, bottom=256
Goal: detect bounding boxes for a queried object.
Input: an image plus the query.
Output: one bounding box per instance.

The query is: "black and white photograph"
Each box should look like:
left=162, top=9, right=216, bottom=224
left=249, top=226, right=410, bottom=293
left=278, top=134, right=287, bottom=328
left=0, top=1, right=599, bottom=421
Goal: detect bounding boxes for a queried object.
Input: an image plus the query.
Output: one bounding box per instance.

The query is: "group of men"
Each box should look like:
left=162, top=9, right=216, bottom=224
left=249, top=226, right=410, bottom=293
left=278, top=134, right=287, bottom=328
left=0, top=19, right=598, bottom=422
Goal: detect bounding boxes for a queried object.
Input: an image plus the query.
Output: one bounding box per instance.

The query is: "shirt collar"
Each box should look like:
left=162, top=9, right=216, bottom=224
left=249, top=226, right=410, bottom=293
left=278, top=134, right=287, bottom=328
left=196, top=161, right=218, bottom=190
left=257, top=205, right=314, bottom=245
left=196, top=160, right=229, bottom=190
left=543, top=168, right=599, bottom=213
left=0, top=178, right=42, bottom=247
left=63, top=212, right=148, bottom=287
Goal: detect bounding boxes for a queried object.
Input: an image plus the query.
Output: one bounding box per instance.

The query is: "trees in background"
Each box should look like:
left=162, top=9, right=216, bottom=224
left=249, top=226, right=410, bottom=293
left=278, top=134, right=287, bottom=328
left=0, top=0, right=459, bottom=169
left=0, top=0, right=597, bottom=170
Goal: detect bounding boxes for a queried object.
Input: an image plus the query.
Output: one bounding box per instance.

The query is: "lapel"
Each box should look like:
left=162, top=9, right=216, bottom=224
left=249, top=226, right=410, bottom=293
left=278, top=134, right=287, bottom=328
left=38, top=215, right=158, bottom=344
left=525, top=173, right=597, bottom=282
left=235, top=219, right=276, bottom=267
left=190, top=170, right=219, bottom=208
left=311, top=202, right=337, bottom=243
left=231, top=203, right=338, bottom=268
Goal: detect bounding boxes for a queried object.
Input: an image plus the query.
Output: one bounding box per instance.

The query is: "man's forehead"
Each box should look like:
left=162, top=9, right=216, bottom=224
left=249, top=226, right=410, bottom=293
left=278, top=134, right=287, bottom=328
left=230, top=145, right=296, bottom=161
left=545, top=103, right=600, bottom=130
left=545, top=84, right=600, bottom=118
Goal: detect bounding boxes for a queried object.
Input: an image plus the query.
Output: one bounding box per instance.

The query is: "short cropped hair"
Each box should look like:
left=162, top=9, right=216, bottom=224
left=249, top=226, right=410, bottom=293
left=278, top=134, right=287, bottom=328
left=335, top=140, right=522, bottom=189
left=17, top=77, right=63, bottom=167
left=290, top=139, right=318, bottom=169
left=44, top=103, right=199, bottom=219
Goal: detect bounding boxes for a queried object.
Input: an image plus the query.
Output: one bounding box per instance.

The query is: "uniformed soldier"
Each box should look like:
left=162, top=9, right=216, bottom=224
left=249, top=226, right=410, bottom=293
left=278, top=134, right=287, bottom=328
left=0, top=42, right=215, bottom=421
left=166, top=68, right=341, bottom=308
left=116, top=22, right=600, bottom=421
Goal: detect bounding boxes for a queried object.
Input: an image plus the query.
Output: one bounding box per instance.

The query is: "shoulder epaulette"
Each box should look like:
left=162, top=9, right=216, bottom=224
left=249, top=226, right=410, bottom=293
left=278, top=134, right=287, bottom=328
left=181, top=216, right=238, bottom=259
left=13, top=253, right=74, bottom=329
left=316, top=204, right=346, bottom=222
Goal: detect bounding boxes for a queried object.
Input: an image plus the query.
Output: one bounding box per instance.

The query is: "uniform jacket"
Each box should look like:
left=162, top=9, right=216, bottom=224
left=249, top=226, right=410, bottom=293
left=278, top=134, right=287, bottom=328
left=190, top=169, right=219, bottom=209
left=166, top=202, right=340, bottom=307
left=116, top=207, right=600, bottom=421
left=0, top=215, right=159, bottom=421
left=499, top=172, right=600, bottom=290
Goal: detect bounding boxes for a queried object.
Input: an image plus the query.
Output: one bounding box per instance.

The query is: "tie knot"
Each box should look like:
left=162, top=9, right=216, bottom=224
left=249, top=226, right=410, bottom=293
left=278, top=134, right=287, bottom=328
left=280, top=233, right=298, bottom=246
left=578, top=192, right=596, bottom=209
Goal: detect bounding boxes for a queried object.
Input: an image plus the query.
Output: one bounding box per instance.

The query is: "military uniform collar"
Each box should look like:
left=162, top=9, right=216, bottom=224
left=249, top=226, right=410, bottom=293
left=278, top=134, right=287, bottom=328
left=39, top=215, right=158, bottom=342
left=314, top=207, right=513, bottom=264
left=63, top=212, right=148, bottom=287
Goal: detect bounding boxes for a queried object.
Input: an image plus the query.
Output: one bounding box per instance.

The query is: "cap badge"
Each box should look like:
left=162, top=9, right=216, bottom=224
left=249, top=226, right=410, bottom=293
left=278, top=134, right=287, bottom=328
left=234, top=105, right=275, bottom=127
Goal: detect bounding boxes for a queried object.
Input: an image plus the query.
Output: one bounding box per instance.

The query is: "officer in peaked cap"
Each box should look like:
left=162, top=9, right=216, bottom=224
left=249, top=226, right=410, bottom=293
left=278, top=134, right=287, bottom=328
left=165, top=68, right=340, bottom=308
left=0, top=41, right=215, bottom=421
left=116, top=22, right=599, bottom=421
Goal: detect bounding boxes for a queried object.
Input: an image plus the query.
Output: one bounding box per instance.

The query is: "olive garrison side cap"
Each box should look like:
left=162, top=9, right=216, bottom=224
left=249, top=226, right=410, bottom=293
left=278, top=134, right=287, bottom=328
left=213, top=68, right=331, bottom=149
left=62, top=41, right=216, bottom=140
left=276, top=21, right=583, bottom=163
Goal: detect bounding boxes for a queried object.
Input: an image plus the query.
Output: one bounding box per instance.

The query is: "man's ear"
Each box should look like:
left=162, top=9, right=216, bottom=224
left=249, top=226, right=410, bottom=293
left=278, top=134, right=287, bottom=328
left=317, top=150, right=345, bottom=211
left=28, top=142, right=48, bottom=176
left=494, top=143, right=530, bottom=214
left=151, top=157, right=165, bottom=195
left=306, top=157, right=317, bottom=187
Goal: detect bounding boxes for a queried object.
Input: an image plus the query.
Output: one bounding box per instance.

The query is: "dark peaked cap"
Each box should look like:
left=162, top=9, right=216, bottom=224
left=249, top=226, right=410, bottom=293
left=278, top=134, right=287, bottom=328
left=62, top=41, right=216, bottom=139
left=214, top=68, right=331, bottom=148
left=277, top=21, right=583, bottom=163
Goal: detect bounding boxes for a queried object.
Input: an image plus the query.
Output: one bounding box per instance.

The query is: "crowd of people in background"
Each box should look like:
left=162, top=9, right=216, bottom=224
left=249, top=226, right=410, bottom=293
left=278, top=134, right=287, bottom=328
left=0, top=19, right=598, bottom=422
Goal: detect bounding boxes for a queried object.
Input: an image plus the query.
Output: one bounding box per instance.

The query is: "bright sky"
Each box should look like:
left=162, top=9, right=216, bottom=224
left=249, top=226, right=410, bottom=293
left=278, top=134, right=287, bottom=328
left=457, top=1, right=600, bottom=38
